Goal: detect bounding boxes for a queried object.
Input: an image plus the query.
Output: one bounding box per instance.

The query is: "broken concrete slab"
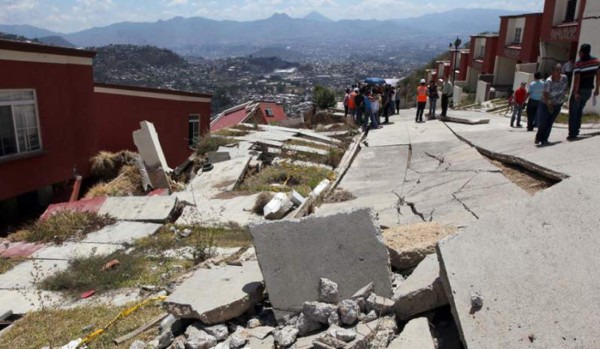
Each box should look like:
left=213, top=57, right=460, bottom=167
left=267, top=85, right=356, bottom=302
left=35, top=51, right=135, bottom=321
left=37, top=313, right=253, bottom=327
left=32, top=242, right=121, bottom=260
left=98, top=196, right=177, bottom=223
left=283, top=144, right=330, bottom=156
left=441, top=115, right=490, bottom=125
left=133, top=121, right=171, bottom=189
left=0, top=259, right=68, bottom=289
left=387, top=317, right=435, bottom=349
left=174, top=194, right=263, bottom=227
left=393, top=254, right=447, bottom=320
left=383, top=222, right=456, bottom=271
left=82, top=221, right=162, bottom=245
left=263, top=193, right=294, bottom=220
left=165, top=261, right=264, bottom=324
left=311, top=179, right=331, bottom=197
left=438, top=176, right=600, bottom=348
left=290, top=190, right=306, bottom=206
left=249, top=209, right=392, bottom=317
left=207, top=151, right=232, bottom=164
left=0, top=289, right=64, bottom=315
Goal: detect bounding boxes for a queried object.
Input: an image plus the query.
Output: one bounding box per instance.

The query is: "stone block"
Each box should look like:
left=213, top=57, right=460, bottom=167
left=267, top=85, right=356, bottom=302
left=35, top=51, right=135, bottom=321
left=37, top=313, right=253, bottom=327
left=310, top=179, right=331, bottom=197
left=165, top=261, right=264, bottom=324
left=207, top=151, right=232, bottom=164
left=133, top=121, right=171, bottom=189
left=393, top=254, right=448, bottom=320
left=387, top=317, right=435, bottom=349
left=263, top=193, right=294, bottom=220
left=249, top=209, right=392, bottom=317
left=291, top=190, right=306, bottom=206
left=248, top=335, right=275, bottom=349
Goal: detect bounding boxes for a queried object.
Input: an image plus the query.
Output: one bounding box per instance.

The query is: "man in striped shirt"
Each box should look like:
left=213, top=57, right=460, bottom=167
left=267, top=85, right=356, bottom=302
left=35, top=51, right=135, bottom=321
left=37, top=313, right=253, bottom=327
left=568, top=43, right=600, bottom=140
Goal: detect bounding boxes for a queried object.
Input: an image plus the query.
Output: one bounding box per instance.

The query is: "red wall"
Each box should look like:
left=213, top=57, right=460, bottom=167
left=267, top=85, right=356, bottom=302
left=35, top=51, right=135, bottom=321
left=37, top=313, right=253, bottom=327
left=497, top=15, right=543, bottom=63
left=0, top=60, right=95, bottom=201
left=541, top=0, right=587, bottom=42
left=92, top=92, right=210, bottom=169
left=469, top=36, right=499, bottom=74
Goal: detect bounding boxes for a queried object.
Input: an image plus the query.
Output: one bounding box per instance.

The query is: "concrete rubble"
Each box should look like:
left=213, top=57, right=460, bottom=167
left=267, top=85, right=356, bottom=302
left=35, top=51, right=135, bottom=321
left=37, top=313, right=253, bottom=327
left=98, top=196, right=178, bottom=223
left=387, top=317, right=436, bottom=349
left=263, top=192, right=294, bottom=220
left=165, top=261, right=264, bottom=324
left=249, top=209, right=393, bottom=317
left=132, top=121, right=172, bottom=189
left=393, top=254, right=447, bottom=320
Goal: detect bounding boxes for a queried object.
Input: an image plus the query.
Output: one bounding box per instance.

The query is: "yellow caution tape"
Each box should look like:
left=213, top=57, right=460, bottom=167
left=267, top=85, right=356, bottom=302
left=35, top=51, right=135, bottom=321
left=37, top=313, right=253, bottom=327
left=76, top=295, right=167, bottom=348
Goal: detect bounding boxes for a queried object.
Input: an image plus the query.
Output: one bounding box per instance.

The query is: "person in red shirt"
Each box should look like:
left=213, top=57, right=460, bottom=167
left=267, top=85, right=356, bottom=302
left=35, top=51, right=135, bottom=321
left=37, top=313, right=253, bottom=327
left=511, top=82, right=527, bottom=127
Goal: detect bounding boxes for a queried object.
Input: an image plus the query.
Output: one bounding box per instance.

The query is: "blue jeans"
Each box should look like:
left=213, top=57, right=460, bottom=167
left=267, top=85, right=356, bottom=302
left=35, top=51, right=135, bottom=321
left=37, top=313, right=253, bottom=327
left=568, top=88, right=592, bottom=137
left=429, top=98, right=437, bottom=118
left=363, top=109, right=379, bottom=129
left=536, top=103, right=562, bottom=143
left=511, top=104, right=524, bottom=126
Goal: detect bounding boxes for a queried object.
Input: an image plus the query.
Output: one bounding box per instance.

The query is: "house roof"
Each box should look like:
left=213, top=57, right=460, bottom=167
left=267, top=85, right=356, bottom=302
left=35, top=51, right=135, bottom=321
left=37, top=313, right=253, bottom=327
left=0, top=38, right=96, bottom=58
left=211, top=101, right=286, bottom=132
left=258, top=102, right=287, bottom=123
left=500, top=12, right=543, bottom=19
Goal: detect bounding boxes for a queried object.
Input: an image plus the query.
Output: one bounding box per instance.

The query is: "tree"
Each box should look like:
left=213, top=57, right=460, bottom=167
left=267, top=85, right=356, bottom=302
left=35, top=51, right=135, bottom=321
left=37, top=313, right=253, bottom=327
left=313, top=85, right=336, bottom=110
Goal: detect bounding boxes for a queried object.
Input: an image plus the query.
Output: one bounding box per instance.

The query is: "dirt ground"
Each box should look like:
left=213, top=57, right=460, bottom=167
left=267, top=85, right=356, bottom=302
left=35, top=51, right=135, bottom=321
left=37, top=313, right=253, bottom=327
left=487, top=158, right=557, bottom=195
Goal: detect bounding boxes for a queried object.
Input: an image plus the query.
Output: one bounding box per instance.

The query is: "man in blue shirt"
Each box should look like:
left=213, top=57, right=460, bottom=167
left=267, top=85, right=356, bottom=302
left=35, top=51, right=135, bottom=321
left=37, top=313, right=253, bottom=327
left=526, top=72, right=544, bottom=131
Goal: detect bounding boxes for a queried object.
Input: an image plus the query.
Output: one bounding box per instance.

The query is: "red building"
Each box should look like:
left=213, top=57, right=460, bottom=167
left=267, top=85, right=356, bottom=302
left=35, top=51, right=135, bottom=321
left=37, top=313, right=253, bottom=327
left=449, top=49, right=470, bottom=82
left=494, top=13, right=543, bottom=87
left=540, top=0, right=587, bottom=74
left=466, top=34, right=499, bottom=90
left=0, top=39, right=211, bottom=218
left=211, top=101, right=287, bottom=132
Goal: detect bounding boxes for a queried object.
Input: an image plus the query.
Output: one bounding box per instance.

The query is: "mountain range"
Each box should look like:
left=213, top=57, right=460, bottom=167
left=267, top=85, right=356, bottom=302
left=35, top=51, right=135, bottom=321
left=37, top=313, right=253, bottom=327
left=0, top=9, right=516, bottom=57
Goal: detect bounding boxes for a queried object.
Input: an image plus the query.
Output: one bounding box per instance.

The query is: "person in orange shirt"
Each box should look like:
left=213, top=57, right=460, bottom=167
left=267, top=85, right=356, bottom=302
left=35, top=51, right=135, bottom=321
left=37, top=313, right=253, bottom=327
left=348, top=88, right=358, bottom=122
left=416, top=79, right=428, bottom=123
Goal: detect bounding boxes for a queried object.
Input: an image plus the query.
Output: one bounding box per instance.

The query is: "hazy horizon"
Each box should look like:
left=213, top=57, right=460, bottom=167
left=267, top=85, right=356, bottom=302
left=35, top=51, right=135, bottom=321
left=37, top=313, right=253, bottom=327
left=0, top=0, right=543, bottom=33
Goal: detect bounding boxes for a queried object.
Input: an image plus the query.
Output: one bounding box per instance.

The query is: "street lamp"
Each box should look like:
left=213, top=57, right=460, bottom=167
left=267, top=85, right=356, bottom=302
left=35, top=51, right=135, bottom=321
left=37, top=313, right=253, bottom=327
left=450, top=37, right=462, bottom=85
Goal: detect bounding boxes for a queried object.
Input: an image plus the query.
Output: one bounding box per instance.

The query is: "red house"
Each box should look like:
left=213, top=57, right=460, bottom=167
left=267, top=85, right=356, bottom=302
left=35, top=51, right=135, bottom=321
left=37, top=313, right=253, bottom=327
left=494, top=13, right=543, bottom=87
left=211, top=101, right=287, bottom=132
left=540, top=0, right=587, bottom=74
left=0, top=39, right=211, bottom=220
left=449, top=49, right=471, bottom=82
left=466, top=34, right=499, bottom=90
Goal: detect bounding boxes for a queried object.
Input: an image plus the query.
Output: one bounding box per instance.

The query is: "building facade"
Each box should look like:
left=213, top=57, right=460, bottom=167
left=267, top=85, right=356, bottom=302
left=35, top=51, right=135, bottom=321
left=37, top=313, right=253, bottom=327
left=0, top=39, right=211, bottom=216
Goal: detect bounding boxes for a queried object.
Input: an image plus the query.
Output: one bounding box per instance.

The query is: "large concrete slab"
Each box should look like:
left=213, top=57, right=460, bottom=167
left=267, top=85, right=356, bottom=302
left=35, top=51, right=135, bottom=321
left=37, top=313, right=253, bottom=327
left=0, top=290, right=64, bottom=314
left=133, top=121, right=171, bottom=189
left=388, top=317, right=435, bottom=349
left=165, top=261, right=264, bottom=324
left=32, top=242, right=121, bottom=260
left=98, top=196, right=177, bottom=222
left=438, top=176, right=600, bottom=348
left=0, top=259, right=69, bottom=289
left=82, top=221, right=161, bottom=245
left=175, top=193, right=263, bottom=227
left=249, top=209, right=392, bottom=316
left=393, top=253, right=447, bottom=320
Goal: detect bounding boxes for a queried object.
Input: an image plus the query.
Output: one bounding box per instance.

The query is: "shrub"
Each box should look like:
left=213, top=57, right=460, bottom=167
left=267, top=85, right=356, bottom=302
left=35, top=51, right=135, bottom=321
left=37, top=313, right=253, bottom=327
left=90, top=150, right=138, bottom=180
left=84, top=165, right=145, bottom=199
left=18, top=211, right=116, bottom=244
left=252, top=192, right=274, bottom=215
left=313, top=85, right=336, bottom=110
left=195, top=135, right=239, bottom=155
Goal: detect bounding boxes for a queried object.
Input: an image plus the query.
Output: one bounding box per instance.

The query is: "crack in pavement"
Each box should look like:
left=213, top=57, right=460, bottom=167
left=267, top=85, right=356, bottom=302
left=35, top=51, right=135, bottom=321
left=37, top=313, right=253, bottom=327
left=452, top=193, right=480, bottom=220
left=424, top=151, right=445, bottom=168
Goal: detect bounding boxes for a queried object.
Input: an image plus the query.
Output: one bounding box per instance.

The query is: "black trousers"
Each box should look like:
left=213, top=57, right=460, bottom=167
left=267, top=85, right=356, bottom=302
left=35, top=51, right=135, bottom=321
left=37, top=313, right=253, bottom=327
left=395, top=100, right=400, bottom=114
left=441, top=94, right=449, bottom=117
left=526, top=99, right=540, bottom=130
left=416, top=102, right=426, bottom=122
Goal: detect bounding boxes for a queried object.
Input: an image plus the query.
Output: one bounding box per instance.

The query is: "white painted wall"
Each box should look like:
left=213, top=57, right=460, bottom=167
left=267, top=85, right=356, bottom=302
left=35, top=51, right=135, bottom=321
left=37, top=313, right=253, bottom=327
left=513, top=72, right=535, bottom=92
left=476, top=80, right=491, bottom=104
left=494, top=56, right=518, bottom=86
left=579, top=1, right=600, bottom=115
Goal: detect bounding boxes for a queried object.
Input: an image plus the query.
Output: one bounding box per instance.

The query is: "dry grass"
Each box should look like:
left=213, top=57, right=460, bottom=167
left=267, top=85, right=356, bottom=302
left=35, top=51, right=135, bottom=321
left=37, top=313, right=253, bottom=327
left=39, top=251, right=194, bottom=295
left=488, top=158, right=558, bottom=195
left=326, top=147, right=346, bottom=168
left=252, top=192, right=274, bottom=215
left=84, top=165, right=145, bottom=199
left=135, top=224, right=252, bottom=252
left=0, top=257, right=24, bottom=274
left=90, top=150, right=138, bottom=180
left=555, top=113, right=600, bottom=124
left=239, top=163, right=334, bottom=197
left=213, top=128, right=250, bottom=137
left=324, top=188, right=356, bottom=203
left=195, top=135, right=239, bottom=155
left=15, top=211, right=116, bottom=244
left=287, top=139, right=332, bottom=151
left=0, top=302, right=165, bottom=349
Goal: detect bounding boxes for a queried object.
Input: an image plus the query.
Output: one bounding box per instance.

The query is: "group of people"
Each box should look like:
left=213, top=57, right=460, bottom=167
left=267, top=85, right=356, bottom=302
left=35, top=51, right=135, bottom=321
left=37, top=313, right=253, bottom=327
left=415, top=77, right=453, bottom=123
left=508, top=43, right=599, bottom=146
left=343, top=84, right=401, bottom=131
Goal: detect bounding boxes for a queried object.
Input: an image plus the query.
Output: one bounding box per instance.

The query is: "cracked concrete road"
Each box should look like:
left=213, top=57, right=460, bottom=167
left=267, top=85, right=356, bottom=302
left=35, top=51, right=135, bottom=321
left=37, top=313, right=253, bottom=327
left=317, top=112, right=529, bottom=229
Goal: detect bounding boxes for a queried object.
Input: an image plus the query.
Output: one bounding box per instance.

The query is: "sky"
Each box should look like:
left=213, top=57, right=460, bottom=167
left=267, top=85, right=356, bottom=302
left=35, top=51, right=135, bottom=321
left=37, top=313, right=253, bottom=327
left=0, top=0, right=544, bottom=33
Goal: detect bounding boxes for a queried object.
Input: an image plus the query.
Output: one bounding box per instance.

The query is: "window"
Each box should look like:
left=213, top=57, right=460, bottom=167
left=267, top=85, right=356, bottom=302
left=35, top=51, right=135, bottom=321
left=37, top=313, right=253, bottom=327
left=479, top=45, right=486, bottom=59
left=565, top=0, right=577, bottom=23
left=265, top=108, right=274, bottom=117
left=188, top=114, right=200, bottom=146
left=0, top=90, right=41, bottom=158
left=514, top=28, right=522, bottom=44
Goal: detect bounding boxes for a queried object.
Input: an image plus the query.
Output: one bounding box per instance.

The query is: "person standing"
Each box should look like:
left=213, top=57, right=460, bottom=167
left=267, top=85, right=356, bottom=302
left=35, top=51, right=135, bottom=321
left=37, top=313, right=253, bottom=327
left=568, top=43, right=600, bottom=140
left=362, top=90, right=380, bottom=132
left=536, top=64, right=568, bottom=145
left=395, top=86, right=401, bottom=114
left=440, top=77, right=453, bottom=118
left=343, top=88, right=350, bottom=117
left=562, top=59, right=574, bottom=86
left=354, top=88, right=364, bottom=126
left=526, top=73, right=545, bottom=131
left=511, top=82, right=527, bottom=127
left=416, top=79, right=428, bottom=123
left=348, top=88, right=358, bottom=122
left=428, top=80, right=439, bottom=119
